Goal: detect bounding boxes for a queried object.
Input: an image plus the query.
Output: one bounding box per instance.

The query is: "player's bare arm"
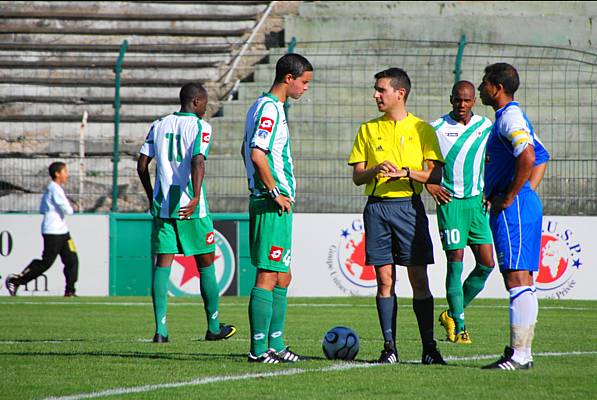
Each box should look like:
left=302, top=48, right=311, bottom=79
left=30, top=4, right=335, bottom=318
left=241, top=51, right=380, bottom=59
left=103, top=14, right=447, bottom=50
left=529, top=162, right=547, bottom=190
left=490, top=145, right=535, bottom=214
left=425, top=183, right=452, bottom=204
left=251, top=147, right=292, bottom=213
left=352, top=160, right=398, bottom=186
left=137, top=154, right=154, bottom=209
left=384, top=160, right=443, bottom=184
left=179, top=154, right=205, bottom=219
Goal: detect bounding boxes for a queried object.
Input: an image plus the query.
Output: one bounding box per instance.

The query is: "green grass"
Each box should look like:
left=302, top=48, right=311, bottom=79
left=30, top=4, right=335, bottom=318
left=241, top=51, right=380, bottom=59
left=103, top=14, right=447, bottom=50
left=1, top=297, right=596, bottom=400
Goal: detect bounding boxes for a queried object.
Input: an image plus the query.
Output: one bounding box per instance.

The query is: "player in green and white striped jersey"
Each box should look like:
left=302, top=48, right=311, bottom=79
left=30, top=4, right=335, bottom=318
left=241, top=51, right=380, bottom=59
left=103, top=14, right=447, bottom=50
left=427, top=81, right=496, bottom=344
left=242, top=54, right=313, bottom=363
left=137, top=82, right=236, bottom=344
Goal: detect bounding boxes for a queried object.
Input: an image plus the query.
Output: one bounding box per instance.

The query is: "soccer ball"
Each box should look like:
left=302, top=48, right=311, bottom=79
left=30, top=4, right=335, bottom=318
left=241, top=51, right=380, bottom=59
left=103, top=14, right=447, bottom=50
left=322, top=326, right=359, bottom=360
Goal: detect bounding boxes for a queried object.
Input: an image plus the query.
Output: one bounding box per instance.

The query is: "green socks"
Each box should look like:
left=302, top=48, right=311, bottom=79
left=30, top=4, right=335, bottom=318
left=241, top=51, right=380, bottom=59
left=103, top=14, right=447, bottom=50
left=269, top=286, right=288, bottom=352
left=446, top=261, right=465, bottom=333
left=199, top=264, right=221, bottom=334
left=248, top=287, right=273, bottom=356
left=462, top=263, right=493, bottom=308
left=152, top=266, right=171, bottom=337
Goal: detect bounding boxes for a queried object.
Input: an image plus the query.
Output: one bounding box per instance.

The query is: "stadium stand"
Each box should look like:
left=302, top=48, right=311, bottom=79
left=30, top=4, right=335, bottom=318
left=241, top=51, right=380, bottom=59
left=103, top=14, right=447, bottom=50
left=0, top=1, right=296, bottom=211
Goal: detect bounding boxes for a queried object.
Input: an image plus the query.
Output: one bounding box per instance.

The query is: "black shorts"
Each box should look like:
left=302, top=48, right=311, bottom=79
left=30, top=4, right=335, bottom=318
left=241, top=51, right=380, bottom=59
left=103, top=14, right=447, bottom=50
left=363, top=195, right=434, bottom=267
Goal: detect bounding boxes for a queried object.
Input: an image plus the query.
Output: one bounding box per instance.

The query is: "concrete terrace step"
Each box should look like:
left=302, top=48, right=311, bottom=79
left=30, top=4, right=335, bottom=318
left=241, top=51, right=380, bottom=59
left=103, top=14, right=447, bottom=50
left=0, top=34, right=245, bottom=46
left=0, top=59, right=220, bottom=69
left=0, top=21, right=252, bottom=36
left=0, top=83, right=219, bottom=99
left=0, top=77, right=214, bottom=87
left=0, top=1, right=268, bottom=19
left=0, top=42, right=232, bottom=54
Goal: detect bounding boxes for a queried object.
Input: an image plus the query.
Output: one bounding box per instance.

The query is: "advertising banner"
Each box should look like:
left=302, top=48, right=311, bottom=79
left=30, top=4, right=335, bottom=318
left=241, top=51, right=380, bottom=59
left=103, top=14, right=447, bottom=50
left=291, top=214, right=595, bottom=300
left=167, top=220, right=238, bottom=297
left=0, top=214, right=109, bottom=296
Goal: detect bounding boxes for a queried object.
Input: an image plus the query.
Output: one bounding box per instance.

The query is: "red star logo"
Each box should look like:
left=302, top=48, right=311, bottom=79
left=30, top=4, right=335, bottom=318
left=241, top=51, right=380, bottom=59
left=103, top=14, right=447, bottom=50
left=174, top=254, right=221, bottom=286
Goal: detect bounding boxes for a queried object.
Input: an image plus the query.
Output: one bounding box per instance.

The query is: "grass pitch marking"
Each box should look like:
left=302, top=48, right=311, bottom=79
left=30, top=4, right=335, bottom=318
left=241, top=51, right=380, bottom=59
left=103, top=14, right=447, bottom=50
left=39, top=350, right=597, bottom=400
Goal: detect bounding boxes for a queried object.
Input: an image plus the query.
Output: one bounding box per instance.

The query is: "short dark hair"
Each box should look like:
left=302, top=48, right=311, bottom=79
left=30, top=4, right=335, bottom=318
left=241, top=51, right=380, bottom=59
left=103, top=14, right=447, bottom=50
left=483, top=63, right=520, bottom=96
left=274, top=53, right=313, bottom=84
left=49, top=162, right=66, bottom=179
left=179, top=82, right=207, bottom=106
left=374, top=68, right=411, bottom=101
left=451, top=80, right=476, bottom=96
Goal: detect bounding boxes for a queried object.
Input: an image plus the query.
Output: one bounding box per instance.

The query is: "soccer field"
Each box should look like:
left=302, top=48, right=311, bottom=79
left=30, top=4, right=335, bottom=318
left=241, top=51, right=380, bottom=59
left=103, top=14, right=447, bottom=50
left=1, top=297, right=595, bottom=400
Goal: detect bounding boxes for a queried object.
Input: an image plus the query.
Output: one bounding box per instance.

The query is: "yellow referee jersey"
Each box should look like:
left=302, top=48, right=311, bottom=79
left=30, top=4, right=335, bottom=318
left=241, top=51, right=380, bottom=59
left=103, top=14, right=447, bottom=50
left=348, top=113, right=444, bottom=198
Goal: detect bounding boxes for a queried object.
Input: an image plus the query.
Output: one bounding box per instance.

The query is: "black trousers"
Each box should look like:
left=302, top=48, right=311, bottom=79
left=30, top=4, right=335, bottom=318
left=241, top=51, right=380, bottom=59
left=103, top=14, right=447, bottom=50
left=17, top=233, right=79, bottom=294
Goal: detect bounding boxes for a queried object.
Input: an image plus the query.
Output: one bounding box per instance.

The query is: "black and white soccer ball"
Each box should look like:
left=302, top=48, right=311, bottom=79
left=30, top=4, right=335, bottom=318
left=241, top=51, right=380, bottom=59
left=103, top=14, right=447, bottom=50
left=322, top=326, right=359, bottom=360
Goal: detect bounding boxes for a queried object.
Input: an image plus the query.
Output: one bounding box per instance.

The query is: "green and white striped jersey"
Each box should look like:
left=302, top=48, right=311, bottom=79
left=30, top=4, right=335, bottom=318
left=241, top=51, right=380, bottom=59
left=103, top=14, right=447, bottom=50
left=140, top=112, right=212, bottom=219
left=431, top=113, right=492, bottom=198
left=243, top=93, right=296, bottom=201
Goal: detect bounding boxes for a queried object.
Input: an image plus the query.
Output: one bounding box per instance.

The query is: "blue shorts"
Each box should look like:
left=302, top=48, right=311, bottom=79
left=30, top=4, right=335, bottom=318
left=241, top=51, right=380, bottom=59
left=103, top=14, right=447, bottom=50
left=363, top=196, right=434, bottom=267
left=489, top=189, right=543, bottom=272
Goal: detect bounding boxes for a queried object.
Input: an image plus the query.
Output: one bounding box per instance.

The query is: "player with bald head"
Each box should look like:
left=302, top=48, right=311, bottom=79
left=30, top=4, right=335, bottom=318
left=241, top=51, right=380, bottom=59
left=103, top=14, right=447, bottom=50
left=428, top=80, right=495, bottom=344
left=137, top=82, right=236, bottom=343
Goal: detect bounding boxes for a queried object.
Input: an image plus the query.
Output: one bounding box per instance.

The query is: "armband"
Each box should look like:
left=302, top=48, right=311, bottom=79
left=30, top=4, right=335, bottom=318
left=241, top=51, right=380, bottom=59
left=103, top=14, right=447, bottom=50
left=268, top=186, right=281, bottom=199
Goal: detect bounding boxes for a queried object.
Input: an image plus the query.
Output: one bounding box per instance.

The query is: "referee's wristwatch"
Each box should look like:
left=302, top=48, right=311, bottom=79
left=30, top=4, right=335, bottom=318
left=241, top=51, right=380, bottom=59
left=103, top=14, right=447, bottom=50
left=267, top=186, right=281, bottom=199
left=402, top=167, right=410, bottom=178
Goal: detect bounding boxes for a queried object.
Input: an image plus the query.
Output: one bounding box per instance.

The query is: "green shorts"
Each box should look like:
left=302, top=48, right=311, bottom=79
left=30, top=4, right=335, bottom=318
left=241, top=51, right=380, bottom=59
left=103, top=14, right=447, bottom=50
left=249, top=196, right=292, bottom=272
left=152, top=216, right=215, bottom=256
left=436, top=194, right=493, bottom=251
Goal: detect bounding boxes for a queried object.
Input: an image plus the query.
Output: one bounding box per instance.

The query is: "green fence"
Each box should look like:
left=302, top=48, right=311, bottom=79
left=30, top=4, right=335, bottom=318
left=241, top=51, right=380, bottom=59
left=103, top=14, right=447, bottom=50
left=2, top=38, right=595, bottom=215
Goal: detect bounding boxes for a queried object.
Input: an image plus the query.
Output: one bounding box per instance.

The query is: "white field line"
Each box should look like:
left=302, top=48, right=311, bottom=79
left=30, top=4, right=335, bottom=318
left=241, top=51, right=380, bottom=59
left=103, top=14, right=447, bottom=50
left=38, top=350, right=597, bottom=400
left=0, top=301, right=594, bottom=311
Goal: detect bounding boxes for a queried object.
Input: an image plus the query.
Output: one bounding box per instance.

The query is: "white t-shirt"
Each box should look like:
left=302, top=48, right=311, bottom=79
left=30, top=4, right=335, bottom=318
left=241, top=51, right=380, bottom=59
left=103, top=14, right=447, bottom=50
left=39, top=181, right=73, bottom=234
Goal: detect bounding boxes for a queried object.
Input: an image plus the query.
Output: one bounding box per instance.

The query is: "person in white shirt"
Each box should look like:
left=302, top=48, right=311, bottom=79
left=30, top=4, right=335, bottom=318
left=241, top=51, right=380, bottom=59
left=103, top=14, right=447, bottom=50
left=5, top=162, right=79, bottom=296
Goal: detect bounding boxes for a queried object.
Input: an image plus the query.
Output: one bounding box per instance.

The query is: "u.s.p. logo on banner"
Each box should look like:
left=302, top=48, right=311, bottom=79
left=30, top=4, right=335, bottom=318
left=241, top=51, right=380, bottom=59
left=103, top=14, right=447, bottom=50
left=536, top=219, right=582, bottom=299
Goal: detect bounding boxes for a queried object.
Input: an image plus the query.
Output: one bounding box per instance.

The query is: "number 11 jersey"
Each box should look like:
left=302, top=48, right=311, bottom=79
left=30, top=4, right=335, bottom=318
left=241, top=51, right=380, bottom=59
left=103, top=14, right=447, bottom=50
left=140, top=112, right=212, bottom=219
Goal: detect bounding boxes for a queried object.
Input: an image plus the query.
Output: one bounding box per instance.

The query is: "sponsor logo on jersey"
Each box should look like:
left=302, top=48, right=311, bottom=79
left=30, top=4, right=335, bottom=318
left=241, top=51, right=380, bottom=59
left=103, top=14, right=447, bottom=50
left=168, top=230, right=235, bottom=297
left=376, top=145, right=384, bottom=152
left=202, top=131, right=210, bottom=143
left=269, top=246, right=284, bottom=262
left=536, top=219, right=582, bottom=299
left=446, top=132, right=459, bottom=137
left=257, top=129, right=269, bottom=138
left=326, top=219, right=377, bottom=295
left=258, top=117, right=275, bottom=132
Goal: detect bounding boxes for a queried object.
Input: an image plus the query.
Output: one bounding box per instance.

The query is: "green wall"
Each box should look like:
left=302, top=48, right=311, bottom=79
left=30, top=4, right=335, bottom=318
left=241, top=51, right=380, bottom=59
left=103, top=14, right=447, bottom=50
left=109, top=213, right=254, bottom=296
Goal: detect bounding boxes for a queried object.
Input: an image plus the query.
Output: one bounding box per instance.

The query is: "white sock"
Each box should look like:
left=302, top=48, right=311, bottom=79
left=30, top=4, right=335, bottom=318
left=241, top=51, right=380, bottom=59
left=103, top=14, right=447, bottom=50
left=509, top=285, right=538, bottom=364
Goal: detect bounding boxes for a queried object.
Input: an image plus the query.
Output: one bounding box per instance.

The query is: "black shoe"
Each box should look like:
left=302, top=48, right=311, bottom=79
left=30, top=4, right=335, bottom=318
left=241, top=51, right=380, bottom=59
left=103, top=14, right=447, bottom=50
left=5, top=274, right=19, bottom=296
left=248, top=349, right=280, bottom=364
left=64, top=291, right=77, bottom=297
left=205, top=323, right=237, bottom=341
left=422, top=340, right=447, bottom=365
left=482, top=346, right=532, bottom=370
left=274, top=346, right=300, bottom=362
left=152, top=333, right=169, bottom=343
left=378, top=341, right=398, bottom=364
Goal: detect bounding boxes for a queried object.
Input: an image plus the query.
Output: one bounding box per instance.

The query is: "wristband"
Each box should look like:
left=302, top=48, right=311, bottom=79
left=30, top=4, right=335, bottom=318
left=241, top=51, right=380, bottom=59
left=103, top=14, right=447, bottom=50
left=268, top=186, right=281, bottom=199
left=402, top=167, right=410, bottom=178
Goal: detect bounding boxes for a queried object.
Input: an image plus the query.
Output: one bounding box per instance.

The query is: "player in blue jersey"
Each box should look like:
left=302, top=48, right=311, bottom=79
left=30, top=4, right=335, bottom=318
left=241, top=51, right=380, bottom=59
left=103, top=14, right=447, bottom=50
left=478, top=63, right=549, bottom=370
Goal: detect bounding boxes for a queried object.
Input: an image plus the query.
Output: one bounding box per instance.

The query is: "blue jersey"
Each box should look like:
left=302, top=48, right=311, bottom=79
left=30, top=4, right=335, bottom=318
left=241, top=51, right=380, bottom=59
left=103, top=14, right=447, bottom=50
left=484, top=102, right=550, bottom=198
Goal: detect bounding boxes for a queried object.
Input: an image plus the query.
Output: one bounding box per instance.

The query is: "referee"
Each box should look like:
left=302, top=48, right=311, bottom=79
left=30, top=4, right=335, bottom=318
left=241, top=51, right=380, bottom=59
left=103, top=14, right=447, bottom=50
left=348, top=68, right=446, bottom=365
